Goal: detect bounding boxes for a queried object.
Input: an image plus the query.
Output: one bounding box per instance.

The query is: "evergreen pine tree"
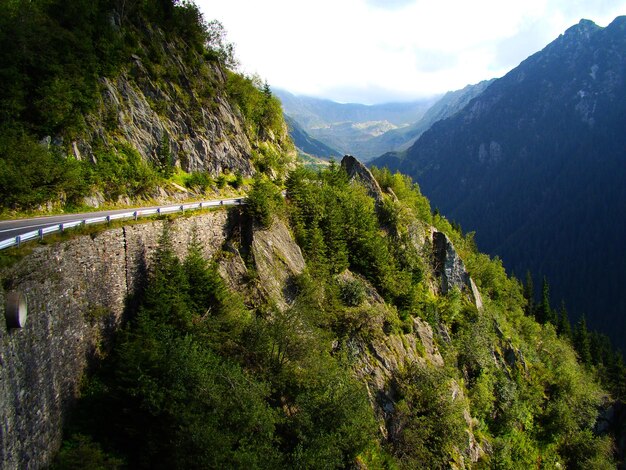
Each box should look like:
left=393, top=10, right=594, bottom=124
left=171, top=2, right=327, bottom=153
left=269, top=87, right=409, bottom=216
left=557, top=300, right=572, bottom=339
left=536, top=277, right=555, bottom=324
left=523, top=270, right=534, bottom=316
left=573, top=315, right=592, bottom=366
left=608, top=352, right=626, bottom=399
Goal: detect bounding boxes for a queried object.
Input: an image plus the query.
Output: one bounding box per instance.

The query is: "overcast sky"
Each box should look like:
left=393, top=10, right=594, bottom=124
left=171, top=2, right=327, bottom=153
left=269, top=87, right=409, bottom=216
left=196, top=0, right=626, bottom=104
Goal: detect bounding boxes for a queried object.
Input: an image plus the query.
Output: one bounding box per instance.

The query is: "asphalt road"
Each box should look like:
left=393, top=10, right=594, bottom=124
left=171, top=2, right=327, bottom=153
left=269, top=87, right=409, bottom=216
left=0, top=198, right=243, bottom=242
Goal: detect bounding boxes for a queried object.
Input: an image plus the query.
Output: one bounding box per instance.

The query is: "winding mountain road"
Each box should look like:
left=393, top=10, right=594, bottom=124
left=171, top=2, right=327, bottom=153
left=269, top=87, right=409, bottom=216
left=0, top=197, right=244, bottom=249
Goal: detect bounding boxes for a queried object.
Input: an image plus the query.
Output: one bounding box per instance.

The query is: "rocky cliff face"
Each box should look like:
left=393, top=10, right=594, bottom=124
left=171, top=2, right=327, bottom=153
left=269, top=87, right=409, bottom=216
left=74, top=27, right=256, bottom=177
left=433, top=231, right=483, bottom=309
left=341, top=154, right=385, bottom=203
left=0, top=211, right=231, bottom=469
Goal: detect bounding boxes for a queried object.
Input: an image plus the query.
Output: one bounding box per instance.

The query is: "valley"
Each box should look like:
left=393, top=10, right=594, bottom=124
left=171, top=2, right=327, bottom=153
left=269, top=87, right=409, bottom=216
left=1, top=1, right=625, bottom=469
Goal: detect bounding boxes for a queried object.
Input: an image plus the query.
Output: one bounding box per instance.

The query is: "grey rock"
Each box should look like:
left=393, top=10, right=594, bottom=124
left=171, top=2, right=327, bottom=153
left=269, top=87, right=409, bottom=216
left=341, top=155, right=384, bottom=203
left=251, top=218, right=306, bottom=310
left=432, top=231, right=483, bottom=309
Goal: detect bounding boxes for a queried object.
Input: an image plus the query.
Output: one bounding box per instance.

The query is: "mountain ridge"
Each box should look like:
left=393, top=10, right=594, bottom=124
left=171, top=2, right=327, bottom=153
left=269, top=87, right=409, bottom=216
left=373, top=16, right=626, bottom=350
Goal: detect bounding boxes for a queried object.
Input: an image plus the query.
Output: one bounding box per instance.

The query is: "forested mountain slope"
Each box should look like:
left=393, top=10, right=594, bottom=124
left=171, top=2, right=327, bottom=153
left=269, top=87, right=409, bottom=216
left=275, top=88, right=437, bottom=160
left=46, top=156, right=624, bottom=469
left=0, top=0, right=293, bottom=212
left=284, top=115, right=341, bottom=159
left=374, top=17, right=626, bottom=351
left=1, top=2, right=624, bottom=468
left=371, top=79, right=495, bottom=158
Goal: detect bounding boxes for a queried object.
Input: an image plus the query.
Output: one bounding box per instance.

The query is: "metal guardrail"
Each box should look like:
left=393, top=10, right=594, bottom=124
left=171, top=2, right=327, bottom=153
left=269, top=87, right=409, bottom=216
left=0, top=197, right=244, bottom=251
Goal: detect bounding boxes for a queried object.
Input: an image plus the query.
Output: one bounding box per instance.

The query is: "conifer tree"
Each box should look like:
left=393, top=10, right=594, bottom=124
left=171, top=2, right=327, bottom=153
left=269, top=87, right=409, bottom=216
left=573, top=315, right=592, bottom=366
left=523, top=270, right=534, bottom=316
left=536, top=277, right=555, bottom=324
left=557, top=300, right=572, bottom=339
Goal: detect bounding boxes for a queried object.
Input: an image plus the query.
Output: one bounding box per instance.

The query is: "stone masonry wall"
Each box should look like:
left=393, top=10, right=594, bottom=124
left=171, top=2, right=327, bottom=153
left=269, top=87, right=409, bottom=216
left=0, top=210, right=231, bottom=470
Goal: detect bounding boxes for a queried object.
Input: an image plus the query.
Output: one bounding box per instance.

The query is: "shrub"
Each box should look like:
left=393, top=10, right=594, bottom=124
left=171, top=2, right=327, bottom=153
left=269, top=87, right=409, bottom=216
left=185, top=171, right=212, bottom=192
left=340, top=279, right=366, bottom=307
left=244, top=177, right=283, bottom=228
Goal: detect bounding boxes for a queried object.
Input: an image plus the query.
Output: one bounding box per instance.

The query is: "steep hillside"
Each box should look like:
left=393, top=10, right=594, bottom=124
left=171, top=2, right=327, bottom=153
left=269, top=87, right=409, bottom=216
left=284, top=115, right=341, bottom=159
left=374, top=17, right=626, bottom=351
left=27, top=156, right=621, bottom=469
left=0, top=0, right=294, bottom=212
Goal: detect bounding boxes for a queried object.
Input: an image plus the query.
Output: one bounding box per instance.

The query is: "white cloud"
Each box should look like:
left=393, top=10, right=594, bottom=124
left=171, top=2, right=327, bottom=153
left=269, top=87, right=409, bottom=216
left=196, top=0, right=626, bottom=103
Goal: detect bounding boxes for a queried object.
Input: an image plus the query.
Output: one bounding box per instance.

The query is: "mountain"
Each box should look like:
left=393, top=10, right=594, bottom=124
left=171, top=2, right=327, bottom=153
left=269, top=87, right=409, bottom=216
left=2, top=3, right=624, bottom=466
left=374, top=17, right=626, bottom=351
left=9, top=155, right=621, bottom=469
left=274, top=88, right=436, bottom=127
left=275, top=88, right=437, bottom=160
left=284, top=114, right=341, bottom=159
left=368, top=79, right=495, bottom=159
left=0, top=0, right=293, bottom=212
left=277, top=83, right=494, bottom=162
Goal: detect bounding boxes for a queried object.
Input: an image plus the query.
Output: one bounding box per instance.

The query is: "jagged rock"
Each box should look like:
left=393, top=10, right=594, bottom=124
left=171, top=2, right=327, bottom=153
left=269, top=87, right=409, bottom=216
left=251, top=219, right=306, bottom=310
left=432, top=230, right=483, bottom=309
left=341, top=155, right=384, bottom=203
left=413, top=317, right=444, bottom=367
left=82, top=191, right=105, bottom=208
left=352, top=314, right=446, bottom=440
left=96, top=70, right=255, bottom=177
left=433, top=231, right=469, bottom=293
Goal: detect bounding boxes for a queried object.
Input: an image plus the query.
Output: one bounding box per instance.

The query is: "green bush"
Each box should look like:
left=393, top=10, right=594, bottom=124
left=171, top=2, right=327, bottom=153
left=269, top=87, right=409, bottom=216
left=184, top=171, right=212, bottom=192
left=51, top=434, right=124, bottom=470
left=0, top=131, right=88, bottom=210
left=391, top=365, right=467, bottom=469
left=92, top=145, right=160, bottom=200
left=244, top=177, right=284, bottom=228
left=340, top=279, right=366, bottom=307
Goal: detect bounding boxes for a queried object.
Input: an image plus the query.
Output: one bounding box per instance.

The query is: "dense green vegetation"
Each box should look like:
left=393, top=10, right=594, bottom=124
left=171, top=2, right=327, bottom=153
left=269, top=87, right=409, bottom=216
left=54, top=163, right=622, bottom=468
left=0, top=0, right=288, bottom=212
left=373, top=17, right=626, bottom=353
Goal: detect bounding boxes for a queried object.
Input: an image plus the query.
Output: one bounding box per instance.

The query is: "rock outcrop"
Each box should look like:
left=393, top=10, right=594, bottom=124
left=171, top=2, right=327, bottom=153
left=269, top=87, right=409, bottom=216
left=341, top=154, right=384, bottom=203
left=80, top=43, right=255, bottom=177
left=97, top=71, right=254, bottom=176
left=250, top=219, right=306, bottom=310
left=432, top=230, right=483, bottom=309
left=352, top=317, right=443, bottom=436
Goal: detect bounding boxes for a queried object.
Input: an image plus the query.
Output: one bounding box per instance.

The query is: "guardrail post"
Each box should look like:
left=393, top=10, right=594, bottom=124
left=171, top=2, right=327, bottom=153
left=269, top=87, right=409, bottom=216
left=106, top=215, right=111, bottom=224
left=60, top=224, right=64, bottom=232
left=134, top=211, right=138, bottom=221
left=157, top=208, right=161, bottom=215
left=16, top=235, right=21, bottom=248
left=180, top=205, right=184, bottom=213
left=38, top=229, right=43, bottom=241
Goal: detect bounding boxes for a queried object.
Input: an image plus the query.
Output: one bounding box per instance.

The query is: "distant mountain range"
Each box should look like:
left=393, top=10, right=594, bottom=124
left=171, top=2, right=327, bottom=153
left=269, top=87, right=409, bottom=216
left=284, top=115, right=341, bottom=159
left=374, top=17, right=626, bottom=350
left=276, top=82, right=493, bottom=161
left=274, top=89, right=437, bottom=160
left=364, top=79, right=495, bottom=158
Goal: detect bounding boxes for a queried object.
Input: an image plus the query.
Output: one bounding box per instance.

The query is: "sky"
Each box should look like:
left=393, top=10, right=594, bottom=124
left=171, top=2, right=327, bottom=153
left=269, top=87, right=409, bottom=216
left=196, top=0, right=626, bottom=104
